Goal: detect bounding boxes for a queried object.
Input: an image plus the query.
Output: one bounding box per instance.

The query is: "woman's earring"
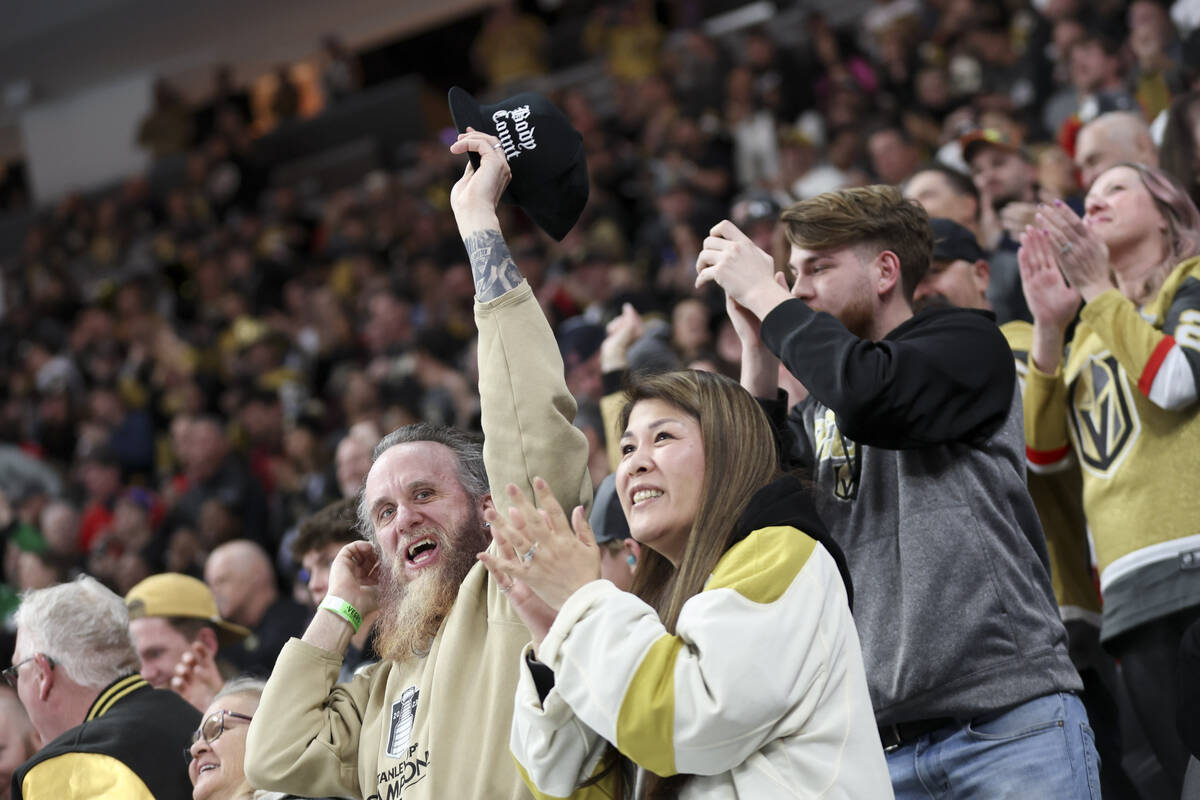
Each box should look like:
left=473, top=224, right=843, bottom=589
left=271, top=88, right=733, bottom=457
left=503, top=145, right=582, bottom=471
left=626, top=555, right=637, bottom=566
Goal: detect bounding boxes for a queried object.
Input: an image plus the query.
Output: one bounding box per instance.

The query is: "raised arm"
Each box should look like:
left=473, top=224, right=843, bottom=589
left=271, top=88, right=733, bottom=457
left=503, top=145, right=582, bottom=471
left=755, top=299, right=1015, bottom=448
left=449, top=129, right=592, bottom=516
left=598, top=303, right=642, bottom=472
left=697, top=219, right=1014, bottom=448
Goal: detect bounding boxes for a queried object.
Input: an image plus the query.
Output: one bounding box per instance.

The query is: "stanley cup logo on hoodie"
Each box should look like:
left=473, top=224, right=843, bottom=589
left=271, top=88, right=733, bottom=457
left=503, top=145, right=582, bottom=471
left=386, top=686, right=419, bottom=758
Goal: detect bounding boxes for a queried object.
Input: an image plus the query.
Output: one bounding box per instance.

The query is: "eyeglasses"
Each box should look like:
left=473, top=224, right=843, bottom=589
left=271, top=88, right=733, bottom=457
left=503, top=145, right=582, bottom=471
left=2, top=654, right=53, bottom=689
left=184, top=709, right=254, bottom=763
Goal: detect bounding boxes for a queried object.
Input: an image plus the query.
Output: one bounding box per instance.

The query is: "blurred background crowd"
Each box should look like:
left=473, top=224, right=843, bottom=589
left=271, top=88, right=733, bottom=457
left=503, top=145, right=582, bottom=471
left=3, top=0, right=1200, bottom=796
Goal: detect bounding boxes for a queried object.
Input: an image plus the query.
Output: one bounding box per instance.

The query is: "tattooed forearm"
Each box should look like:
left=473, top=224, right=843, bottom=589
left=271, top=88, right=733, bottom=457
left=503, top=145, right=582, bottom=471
left=464, top=229, right=523, bottom=301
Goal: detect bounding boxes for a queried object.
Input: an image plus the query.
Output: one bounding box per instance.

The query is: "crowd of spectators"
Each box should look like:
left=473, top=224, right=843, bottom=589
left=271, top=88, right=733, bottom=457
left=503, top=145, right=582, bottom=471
left=4, top=0, right=1200, bottom=797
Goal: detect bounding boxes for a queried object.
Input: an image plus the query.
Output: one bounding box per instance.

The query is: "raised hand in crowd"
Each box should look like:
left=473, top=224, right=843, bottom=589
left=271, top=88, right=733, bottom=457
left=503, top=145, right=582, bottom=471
left=170, top=640, right=226, bottom=711
left=1018, top=224, right=1083, bottom=374
left=1035, top=199, right=1115, bottom=301
left=448, top=126, right=511, bottom=242
left=695, top=219, right=787, bottom=316
left=599, top=301, right=644, bottom=373
left=696, top=219, right=790, bottom=397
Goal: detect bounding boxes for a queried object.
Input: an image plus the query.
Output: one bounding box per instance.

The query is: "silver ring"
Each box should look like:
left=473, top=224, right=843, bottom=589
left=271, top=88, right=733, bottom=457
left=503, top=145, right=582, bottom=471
left=521, top=542, right=538, bottom=564
left=498, top=582, right=513, bottom=594
left=1060, top=243, right=1072, bottom=255
left=492, top=143, right=504, bottom=151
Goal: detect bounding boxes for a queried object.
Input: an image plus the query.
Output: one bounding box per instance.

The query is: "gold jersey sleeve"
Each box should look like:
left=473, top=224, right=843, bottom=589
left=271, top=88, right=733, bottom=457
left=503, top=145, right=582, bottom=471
left=1002, top=321, right=1100, bottom=620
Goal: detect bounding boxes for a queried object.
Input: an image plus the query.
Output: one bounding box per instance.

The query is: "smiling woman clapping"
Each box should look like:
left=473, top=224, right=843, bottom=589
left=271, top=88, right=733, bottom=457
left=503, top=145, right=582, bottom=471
left=1020, top=163, right=1200, bottom=794
left=478, top=369, right=892, bottom=799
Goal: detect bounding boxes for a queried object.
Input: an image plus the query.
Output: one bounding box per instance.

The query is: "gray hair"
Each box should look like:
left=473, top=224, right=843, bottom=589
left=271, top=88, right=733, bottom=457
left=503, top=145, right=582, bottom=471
left=214, top=676, right=267, bottom=704
left=14, top=575, right=140, bottom=689
left=356, top=422, right=488, bottom=540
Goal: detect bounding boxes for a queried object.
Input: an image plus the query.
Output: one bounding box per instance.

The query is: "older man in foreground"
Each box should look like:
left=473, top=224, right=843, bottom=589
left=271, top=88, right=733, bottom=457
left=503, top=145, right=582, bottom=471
left=8, top=576, right=199, bottom=799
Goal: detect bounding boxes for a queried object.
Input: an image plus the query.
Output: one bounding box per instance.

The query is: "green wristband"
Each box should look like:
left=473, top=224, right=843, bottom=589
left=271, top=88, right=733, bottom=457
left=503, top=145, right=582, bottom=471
left=320, top=595, right=363, bottom=633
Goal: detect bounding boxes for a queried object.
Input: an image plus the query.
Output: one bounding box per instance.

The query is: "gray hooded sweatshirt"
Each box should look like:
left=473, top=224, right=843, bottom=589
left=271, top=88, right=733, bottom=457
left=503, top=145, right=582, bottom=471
left=761, top=299, right=1081, bottom=726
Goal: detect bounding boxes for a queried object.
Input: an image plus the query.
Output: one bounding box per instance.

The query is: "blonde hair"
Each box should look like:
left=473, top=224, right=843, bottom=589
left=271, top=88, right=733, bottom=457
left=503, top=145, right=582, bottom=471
left=1106, top=162, right=1200, bottom=304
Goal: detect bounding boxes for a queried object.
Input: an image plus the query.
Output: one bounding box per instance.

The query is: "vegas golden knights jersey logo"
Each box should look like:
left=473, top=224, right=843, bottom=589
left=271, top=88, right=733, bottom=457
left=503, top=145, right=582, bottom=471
left=813, top=408, right=859, bottom=500
left=1068, top=353, right=1140, bottom=477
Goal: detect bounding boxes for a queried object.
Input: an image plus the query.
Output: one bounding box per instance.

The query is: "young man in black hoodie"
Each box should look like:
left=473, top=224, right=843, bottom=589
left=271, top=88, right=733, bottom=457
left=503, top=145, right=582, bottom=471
left=696, top=185, right=1095, bottom=799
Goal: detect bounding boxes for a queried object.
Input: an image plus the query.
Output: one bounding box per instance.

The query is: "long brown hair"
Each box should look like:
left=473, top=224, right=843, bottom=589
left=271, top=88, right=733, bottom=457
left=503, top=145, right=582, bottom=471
left=619, top=370, right=781, bottom=633
left=612, top=371, right=781, bottom=799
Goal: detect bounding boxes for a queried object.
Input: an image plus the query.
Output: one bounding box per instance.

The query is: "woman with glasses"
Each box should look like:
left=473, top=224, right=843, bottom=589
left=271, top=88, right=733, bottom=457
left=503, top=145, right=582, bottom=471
left=188, top=678, right=317, bottom=800
left=1021, top=162, right=1200, bottom=795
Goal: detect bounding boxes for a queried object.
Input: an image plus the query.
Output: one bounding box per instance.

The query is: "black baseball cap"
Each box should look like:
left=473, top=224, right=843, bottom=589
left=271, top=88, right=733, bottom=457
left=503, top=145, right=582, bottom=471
left=589, top=474, right=630, bottom=545
left=731, top=191, right=781, bottom=227
left=448, top=88, right=589, bottom=241
left=556, top=316, right=605, bottom=369
left=931, top=218, right=985, bottom=263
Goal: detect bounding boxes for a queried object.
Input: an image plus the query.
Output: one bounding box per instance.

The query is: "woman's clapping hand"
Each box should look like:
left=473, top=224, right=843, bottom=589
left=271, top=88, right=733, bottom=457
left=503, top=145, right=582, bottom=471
left=478, top=478, right=601, bottom=613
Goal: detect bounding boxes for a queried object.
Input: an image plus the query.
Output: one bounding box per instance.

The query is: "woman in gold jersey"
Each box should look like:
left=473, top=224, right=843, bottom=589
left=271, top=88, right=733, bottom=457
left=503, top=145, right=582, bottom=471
left=1020, top=162, right=1200, bottom=795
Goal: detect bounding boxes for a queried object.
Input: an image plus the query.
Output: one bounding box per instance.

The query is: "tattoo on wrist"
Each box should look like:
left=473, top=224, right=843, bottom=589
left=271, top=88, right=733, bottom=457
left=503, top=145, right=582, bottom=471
left=464, top=230, right=522, bottom=301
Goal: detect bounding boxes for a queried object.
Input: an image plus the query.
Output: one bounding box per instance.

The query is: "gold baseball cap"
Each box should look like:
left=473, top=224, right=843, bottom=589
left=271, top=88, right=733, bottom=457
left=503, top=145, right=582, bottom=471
left=960, top=127, right=1028, bottom=163
left=125, top=573, right=250, bottom=645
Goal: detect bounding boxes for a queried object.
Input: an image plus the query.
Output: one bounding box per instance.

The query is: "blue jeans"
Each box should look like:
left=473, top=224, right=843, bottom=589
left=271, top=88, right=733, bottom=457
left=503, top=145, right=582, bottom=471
left=887, top=692, right=1100, bottom=799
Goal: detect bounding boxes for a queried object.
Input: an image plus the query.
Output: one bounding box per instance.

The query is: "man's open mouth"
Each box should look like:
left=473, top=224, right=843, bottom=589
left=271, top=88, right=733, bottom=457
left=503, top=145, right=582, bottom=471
left=406, top=537, right=439, bottom=565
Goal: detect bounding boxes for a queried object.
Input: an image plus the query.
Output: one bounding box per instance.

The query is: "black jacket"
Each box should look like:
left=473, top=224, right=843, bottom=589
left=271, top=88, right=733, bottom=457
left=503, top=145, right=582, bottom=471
left=13, top=674, right=200, bottom=799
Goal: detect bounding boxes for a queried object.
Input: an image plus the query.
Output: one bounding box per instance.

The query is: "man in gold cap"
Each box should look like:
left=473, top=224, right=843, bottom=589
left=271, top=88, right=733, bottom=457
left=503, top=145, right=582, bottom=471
left=124, top=573, right=249, bottom=710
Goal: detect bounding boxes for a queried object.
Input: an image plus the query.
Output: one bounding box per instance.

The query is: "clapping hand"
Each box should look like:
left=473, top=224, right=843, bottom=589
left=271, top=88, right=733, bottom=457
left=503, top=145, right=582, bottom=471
left=695, top=220, right=789, bottom=318
left=1018, top=225, right=1083, bottom=331
left=478, top=478, right=600, bottom=613
left=1033, top=200, right=1114, bottom=302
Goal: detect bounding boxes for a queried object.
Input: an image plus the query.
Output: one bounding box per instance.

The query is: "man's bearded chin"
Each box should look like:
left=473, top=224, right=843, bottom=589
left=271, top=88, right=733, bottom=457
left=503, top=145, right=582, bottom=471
left=373, top=515, right=489, bottom=663
left=836, top=289, right=876, bottom=340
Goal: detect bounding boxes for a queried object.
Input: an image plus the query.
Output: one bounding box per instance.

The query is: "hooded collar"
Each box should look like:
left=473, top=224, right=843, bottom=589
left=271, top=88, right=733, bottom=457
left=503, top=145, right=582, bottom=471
left=731, top=475, right=854, bottom=609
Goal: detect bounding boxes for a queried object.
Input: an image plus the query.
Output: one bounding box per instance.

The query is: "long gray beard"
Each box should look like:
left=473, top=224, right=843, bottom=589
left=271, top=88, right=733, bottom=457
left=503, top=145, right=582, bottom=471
left=373, top=518, right=488, bottom=663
